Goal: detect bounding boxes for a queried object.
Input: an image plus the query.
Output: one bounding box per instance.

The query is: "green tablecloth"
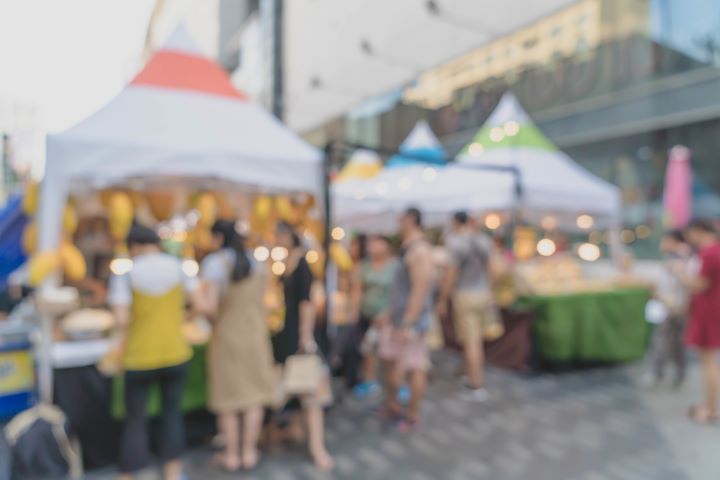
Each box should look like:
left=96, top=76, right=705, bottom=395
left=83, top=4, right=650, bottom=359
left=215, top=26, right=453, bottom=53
left=519, top=288, right=650, bottom=363
left=112, top=344, right=208, bottom=419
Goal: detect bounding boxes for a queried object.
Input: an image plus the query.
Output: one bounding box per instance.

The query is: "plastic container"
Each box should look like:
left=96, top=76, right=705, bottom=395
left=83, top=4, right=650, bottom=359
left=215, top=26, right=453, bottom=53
left=0, top=326, right=35, bottom=418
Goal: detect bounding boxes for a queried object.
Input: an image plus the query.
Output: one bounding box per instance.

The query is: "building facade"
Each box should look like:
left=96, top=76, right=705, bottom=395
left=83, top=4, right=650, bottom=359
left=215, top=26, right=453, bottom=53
left=309, top=0, right=720, bottom=256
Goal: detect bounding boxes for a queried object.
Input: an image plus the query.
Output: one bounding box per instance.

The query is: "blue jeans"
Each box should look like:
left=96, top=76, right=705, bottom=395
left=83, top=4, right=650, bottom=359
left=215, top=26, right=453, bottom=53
left=119, top=361, right=189, bottom=473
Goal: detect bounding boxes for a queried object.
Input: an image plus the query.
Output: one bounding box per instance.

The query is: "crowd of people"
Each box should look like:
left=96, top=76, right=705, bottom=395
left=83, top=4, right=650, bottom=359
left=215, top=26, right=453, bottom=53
left=97, top=209, right=720, bottom=480
left=109, top=207, right=502, bottom=479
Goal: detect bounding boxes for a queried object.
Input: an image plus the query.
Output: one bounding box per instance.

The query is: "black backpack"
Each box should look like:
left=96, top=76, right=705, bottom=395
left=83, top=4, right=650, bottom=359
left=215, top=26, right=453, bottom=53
left=4, top=404, right=82, bottom=479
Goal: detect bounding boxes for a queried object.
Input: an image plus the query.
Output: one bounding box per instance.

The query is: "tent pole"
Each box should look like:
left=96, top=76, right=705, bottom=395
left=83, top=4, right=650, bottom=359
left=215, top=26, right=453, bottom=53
left=322, top=141, right=334, bottom=325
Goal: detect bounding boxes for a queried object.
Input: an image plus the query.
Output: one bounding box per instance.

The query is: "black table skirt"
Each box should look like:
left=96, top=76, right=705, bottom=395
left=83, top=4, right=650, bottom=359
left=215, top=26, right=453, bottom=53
left=53, top=366, right=120, bottom=469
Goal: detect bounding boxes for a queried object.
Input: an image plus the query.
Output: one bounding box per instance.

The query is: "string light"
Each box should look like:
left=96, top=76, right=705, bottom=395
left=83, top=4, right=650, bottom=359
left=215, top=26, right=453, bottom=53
left=503, top=121, right=520, bottom=136
left=490, top=127, right=505, bottom=142
left=253, top=246, right=270, bottom=262
left=110, top=258, right=133, bottom=276
left=422, top=167, right=438, bottom=182
left=331, top=227, right=346, bottom=241
left=271, top=261, right=286, bottom=276
left=181, top=259, right=199, bottom=277
left=576, top=214, right=594, bottom=230
left=621, top=229, right=636, bottom=243
left=485, top=213, right=502, bottom=230
left=271, top=246, right=289, bottom=261
left=468, top=143, right=484, bottom=156
left=577, top=242, right=601, bottom=261
left=636, top=225, right=652, bottom=239
left=537, top=238, right=556, bottom=257
left=306, top=250, right=320, bottom=264
left=399, top=177, right=413, bottom=190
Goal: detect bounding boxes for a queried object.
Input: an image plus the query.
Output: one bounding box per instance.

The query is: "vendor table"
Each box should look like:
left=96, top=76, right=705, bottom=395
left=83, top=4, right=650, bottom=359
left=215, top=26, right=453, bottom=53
left=54, top=343, right=210, bottom=469
left=519, top=288, right=650, bottom=363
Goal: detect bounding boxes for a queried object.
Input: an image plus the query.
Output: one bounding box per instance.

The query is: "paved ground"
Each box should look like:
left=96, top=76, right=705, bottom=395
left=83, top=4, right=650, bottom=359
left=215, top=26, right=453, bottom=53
left=91, top=351, right=720, bottom=480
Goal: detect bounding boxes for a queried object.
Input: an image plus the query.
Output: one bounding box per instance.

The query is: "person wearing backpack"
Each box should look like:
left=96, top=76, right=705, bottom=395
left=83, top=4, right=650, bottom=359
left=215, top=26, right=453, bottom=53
left=109, top=223, right=202, bottom=480
left=437, top=211, right=501, bottom=403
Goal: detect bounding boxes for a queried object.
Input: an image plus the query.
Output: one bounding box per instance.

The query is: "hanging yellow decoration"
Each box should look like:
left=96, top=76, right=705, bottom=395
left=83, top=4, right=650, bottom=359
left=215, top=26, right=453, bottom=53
left=274, top=197, right=296, bottom=223
left=60, top=242, right=87, bottom=281
left=146, top=191, right=175, bottom=221
left=22, top=182, right=39, bottom=216
left=109, top=193, right=134, bottom=242
left=63, top=204, right=78, bottom=236
left=253, top=195, right=273, bottom=222
left=214, top=193, right=235, bottom=220
left=99, top=189, right=114, bottom=208
left=196, top=193, right=217, bottom=228
left=22, top=222, right=37, bottom=254
left=305, top=219, right=325, bottom=244
left=329, top=242, right=353, bottom=272
left=192, top=226, right=214, bottom=250
left=28, top=251, right=61, bottom=287
left=181, top=242, right=195, bottom=259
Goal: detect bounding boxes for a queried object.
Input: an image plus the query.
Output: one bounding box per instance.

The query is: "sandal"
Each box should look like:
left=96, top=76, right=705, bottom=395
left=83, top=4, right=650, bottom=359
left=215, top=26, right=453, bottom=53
left=310, top=448, right=334, bottom=472
left=396, top=416, right=420, bottom=434
left=210, top=453, right=243, bottom=473
left=688, top=405, right=719, bottom=425
left=242, top=449, right=261, bottom=471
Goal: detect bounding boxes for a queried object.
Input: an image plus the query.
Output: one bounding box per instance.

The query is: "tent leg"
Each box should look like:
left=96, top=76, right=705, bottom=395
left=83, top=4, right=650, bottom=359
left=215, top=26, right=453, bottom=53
left=37, top=310, right=53, bottom=404
left=608, top=223, right=624, bottom=265
left=322, top=141, right=334, bottom=326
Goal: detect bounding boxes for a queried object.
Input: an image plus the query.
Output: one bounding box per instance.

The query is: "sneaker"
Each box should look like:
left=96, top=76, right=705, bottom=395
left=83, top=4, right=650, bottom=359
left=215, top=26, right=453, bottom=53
left=397, top=385, right=411, bottom=405
left=462, top=387, right=489, bottom=403
left=353, top=381, right=381, bottom=400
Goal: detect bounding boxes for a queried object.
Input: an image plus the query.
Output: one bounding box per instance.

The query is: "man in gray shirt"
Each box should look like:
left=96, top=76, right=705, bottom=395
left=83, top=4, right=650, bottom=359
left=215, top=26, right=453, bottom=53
left=437, top=211, right=501, bottom=402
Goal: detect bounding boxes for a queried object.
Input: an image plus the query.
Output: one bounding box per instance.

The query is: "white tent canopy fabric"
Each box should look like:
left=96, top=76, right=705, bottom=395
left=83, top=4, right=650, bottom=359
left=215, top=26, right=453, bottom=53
left=333, top=121, right=514, bottom=233
left=284, top=0, right=578, bottom=132
left=39, top=28, right=322, bottom=251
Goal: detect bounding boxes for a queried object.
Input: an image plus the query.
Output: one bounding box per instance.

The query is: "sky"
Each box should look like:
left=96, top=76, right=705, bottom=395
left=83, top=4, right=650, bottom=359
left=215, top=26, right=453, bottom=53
left=0, top=0, right=158, bottom=133
left=650, top=0, right=720, bottom=64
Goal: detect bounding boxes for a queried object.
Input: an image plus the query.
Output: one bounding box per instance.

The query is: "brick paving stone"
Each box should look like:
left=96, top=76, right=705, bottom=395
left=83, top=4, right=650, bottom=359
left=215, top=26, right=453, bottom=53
left=87, top=351, right=701, bottom=480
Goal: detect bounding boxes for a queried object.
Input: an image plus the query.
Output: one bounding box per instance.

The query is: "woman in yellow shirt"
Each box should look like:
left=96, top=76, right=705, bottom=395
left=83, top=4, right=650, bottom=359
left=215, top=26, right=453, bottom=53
left=110, top=224, right=200, bottom=480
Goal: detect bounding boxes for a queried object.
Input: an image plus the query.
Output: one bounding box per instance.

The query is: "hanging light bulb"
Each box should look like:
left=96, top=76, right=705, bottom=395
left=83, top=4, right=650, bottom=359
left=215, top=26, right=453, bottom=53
left=576, top=214, right=594, bottom=230
left=272, top=261, right=286, bottom=276
left=503, top=121, right=520, bottom=136
left=181, top=259, right=199, bottom=277
left=485, top=213, right=502, bottom=230
left=331, top=227, right=346, bottom=241
left=253, top=246, right=270, bottom=262
left=110, top=258, right=133, bottom=276
left=577, top=243, right=601, bottom=262
left=271, top=246, right=289, bottom=261
left=537, top=238, right=557, bottom=257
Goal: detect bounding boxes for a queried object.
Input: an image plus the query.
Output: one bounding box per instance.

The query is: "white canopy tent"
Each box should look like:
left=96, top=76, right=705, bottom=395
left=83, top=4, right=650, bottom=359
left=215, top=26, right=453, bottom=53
left=333, top=94, right=621, bottom=234
left=458, top=93, right=622, bottom=229
left=34, top=28, right=324, bottom=405
left=333, top=121, right=514, bottom=233
left=38, top=28, right=322, bottom=251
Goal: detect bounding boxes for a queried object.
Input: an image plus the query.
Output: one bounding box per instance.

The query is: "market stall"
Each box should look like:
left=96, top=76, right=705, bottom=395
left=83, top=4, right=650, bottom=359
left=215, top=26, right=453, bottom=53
left=333, top=121, right=515, bottom=232
left=19, top=28, right=325, bottom=466
left=335, top=94, right=646, bottom=369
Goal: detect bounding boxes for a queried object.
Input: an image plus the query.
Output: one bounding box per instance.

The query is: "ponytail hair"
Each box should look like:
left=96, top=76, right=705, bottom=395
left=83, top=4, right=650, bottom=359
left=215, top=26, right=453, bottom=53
left=211, top=219, right=252, bottom=282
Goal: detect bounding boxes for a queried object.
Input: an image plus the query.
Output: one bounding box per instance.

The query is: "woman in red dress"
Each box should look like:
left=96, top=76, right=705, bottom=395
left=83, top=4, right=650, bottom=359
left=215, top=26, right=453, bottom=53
left=683, top=219, right=720, bottom=423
